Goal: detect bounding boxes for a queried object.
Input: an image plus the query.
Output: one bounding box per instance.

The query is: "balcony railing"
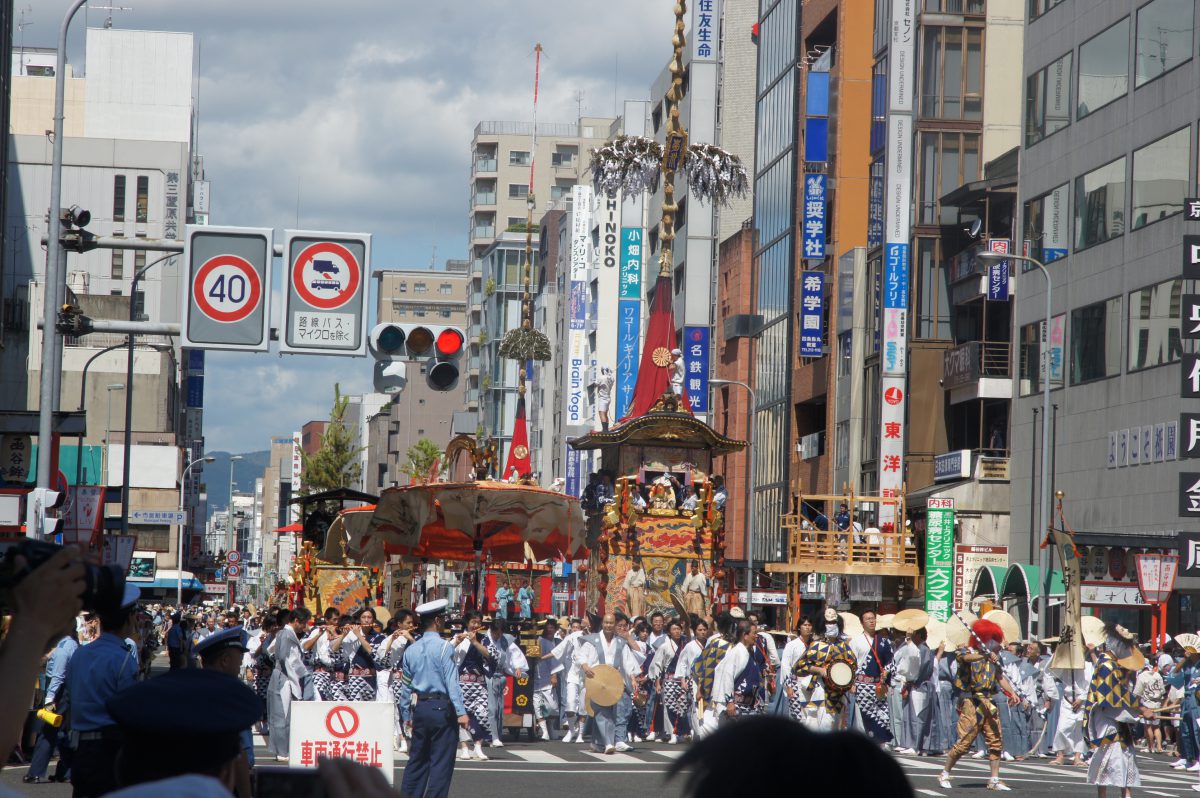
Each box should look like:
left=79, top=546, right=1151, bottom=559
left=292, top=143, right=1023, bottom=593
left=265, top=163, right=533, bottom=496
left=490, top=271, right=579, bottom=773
left=770, top=522, right=920, bottom=577
left=472, top=192, right=496, bottom=208
left=473, top=158, right=497, bottom=174
left=943, top=340, right=1012, bottom=389
left=472, top=226, right=495, bottom=240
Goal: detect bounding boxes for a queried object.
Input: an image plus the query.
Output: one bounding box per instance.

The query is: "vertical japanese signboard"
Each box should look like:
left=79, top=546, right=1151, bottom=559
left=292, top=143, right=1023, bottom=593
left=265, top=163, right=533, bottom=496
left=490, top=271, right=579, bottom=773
left=566, top=185, right=593, bottom=430
left=925, top=498, right=955, bottom=622
left=691, top=0, right=720, bottom=61
left=1182, top=208, right=1200, bottom=517
left=986, top=239, right=1010, bottom=301
left=802, top=174, right=826, bottom=260
left=799, top=271, right=824, bottom=357
left=617, top=227, right=642, bottom=418
left=281, top=230, right=371, bottom=356
left=682, top=326, right=709, bottom=414
left=880, top=0, right=915, bottom=530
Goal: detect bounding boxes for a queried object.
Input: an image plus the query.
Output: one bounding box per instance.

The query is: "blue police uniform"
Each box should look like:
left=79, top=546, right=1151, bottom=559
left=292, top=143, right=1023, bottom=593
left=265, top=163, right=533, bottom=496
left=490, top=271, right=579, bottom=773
left=399, top=600, right=467, bottom=798
left=194, top=626, right=256, bottom=769
left=65, top=584, right=141, bottom=798
left=28, top=635, right=79, bottom=782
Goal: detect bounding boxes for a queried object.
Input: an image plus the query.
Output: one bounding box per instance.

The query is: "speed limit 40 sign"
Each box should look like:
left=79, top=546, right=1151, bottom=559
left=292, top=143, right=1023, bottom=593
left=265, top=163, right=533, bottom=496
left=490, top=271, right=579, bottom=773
left=182, top=226, right=274, bottom=351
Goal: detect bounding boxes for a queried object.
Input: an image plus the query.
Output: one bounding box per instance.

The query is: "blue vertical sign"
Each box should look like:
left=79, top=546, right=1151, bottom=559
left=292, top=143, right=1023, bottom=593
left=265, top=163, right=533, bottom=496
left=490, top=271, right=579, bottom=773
left=565, top=448, right=581, bottom=498
left=799, top=271, right=825, bottom=357
left=617, top=227, right=643, bottom=418
left=883, top=243, right=909, bottom=309
left=802, top=174, right=827, bottom=260
left=867, top=172, right=884, bottom=249
left=986, top=239, right=1010, bottom=301
left=682, top=326, right=710, bottom=413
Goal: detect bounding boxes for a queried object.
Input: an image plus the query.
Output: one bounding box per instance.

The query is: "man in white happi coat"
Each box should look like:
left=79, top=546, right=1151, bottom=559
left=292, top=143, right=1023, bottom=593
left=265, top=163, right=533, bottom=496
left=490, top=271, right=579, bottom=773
left=551, top=618, right=589, bottom=742
left=1049, top=657, right=1092, bottom=765
left=681, top=562, right=708, bottom=619
left=674, top=618, right=708, bottom=739
left=482, top=619, right=528, bottom=748
left=574, top=613, right=641, bottom=755
left=266, top=608, right=311, bottom=761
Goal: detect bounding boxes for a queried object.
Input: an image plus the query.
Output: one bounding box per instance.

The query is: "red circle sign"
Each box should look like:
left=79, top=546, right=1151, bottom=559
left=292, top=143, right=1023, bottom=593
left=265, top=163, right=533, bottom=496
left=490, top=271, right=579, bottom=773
left=292, top=242, right=361, bottom=310
left=226, top=564, right=241, bottom=577
left=325, top=705, right=359, bottom=739
left=227, top=550, right=241, bottom=563
left=193, top=255, right=263, bottom=323
left=884, top=387, right=904, bottom=406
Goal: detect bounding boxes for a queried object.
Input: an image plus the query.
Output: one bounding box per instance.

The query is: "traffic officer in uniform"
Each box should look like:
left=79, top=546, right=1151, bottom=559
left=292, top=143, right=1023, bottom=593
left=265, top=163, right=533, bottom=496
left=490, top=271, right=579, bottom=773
left=398, top=599, right=469, bottom=798
left=63, top=583, right=141, bottom=798
left=195, top=626, right=255, bottom=798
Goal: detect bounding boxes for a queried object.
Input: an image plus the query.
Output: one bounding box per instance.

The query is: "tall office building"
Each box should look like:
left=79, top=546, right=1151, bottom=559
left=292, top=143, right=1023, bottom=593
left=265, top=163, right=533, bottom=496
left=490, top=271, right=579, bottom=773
left=1012, top=0, right=1198, bottom=631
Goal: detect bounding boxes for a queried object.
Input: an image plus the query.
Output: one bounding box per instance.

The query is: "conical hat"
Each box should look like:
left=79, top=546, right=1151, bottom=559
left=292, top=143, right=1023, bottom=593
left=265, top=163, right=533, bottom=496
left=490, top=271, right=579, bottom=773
left=373, top=606, right=392, bottom=625
left=946, top=611, right=978, bottom=648
left=585, top=664, right=625, bottom=707
left=893, top=608, right=930, bottom=633
left=877, top=614, right=895, bottom=630
left=840, top=612, right=863, bottom=638
left=983, top=610, right=1021, bottom=645
left=925, top=619, right=947, bottom=650
left=1081, top=615, right=1106, bottom=647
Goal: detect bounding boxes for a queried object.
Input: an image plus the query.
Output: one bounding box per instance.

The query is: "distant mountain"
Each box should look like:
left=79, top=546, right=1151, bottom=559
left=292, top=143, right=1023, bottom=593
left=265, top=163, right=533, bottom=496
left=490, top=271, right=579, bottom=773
left=203, top=450, right=272, bottom=517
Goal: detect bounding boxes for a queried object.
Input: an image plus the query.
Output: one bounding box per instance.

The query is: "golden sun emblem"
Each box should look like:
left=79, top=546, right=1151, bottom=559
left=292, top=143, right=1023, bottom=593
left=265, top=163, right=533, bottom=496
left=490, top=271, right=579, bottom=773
left=513, top=444, right=529, bottom=460
left=651, top=347, right=672, bottom=367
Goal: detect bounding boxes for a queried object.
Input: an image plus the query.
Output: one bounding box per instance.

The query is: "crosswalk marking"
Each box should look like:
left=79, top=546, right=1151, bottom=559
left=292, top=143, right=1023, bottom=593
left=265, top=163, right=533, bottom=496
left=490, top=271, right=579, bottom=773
left=578, top=751, right=650, bottom=764
left=508, top=749, right=570, bottom=764
left=1144, top=790, right=1176, bottom=796
left=916, top=790, right=944, bottom=797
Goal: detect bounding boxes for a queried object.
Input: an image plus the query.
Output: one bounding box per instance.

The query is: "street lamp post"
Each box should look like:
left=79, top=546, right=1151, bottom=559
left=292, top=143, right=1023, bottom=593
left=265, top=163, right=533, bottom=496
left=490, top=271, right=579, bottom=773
left=227, top=455, right=243, bottom=553
left=978, top=249, right=1053, bottom=639
left=179, top=455, right=215, bottom=606
left=710, top=378, right=756, bottom=612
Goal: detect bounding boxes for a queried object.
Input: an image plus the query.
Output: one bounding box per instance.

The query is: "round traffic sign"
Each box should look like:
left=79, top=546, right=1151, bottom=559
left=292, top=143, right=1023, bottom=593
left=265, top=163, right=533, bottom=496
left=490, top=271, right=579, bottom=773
left=226, top=564, right=241, bottom=578
left=325, top=705, right=359, bottom=739
left=226, top=550, right=241, bottom=564
left=193, top=255, right=263, bottom=323
left=292, top=241, right=361, bottom=310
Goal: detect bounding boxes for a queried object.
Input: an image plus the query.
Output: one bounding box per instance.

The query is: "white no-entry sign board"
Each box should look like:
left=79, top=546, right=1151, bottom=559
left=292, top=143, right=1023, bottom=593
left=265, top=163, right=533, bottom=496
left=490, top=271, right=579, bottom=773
left=289, top=701, right=394, bottom=784
left=281, top=230, right=371, bottom=356
left=182, top=226, right=274, bottom=351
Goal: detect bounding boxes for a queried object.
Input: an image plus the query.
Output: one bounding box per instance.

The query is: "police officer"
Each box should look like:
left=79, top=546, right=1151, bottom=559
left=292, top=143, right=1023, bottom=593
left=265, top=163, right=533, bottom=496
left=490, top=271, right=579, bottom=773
left=104, top=667, right=261, bottom=797
left=63, top=583, right=141, bottom=798
left=398, top=599, right=469, bottom=798
left=195, top=626, right=255, bottom=798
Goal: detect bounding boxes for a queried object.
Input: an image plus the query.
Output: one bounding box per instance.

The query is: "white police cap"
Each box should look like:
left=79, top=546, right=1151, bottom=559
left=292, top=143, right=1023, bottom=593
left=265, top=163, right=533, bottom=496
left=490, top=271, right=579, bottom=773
left=415, top=598, right=450, bottom=618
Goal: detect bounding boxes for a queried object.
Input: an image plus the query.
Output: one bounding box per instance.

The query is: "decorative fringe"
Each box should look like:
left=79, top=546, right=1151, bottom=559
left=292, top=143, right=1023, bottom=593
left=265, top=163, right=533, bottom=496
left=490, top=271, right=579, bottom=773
left=497, top=327, right=551, bottom=362
left=684, top=143, right=750, bottom=207
left=590, top=135, right=663, bottom=198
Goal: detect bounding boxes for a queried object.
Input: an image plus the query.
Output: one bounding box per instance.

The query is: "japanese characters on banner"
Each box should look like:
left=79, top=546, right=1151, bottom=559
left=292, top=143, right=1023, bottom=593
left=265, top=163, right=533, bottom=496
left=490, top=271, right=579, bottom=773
left=0, top=434, right=31, bottom=483
left=953, top=544, right=1008, bottom=612
left=1183, top=205, right=1200, bottom=519
left=682, top=326, right=710, bottom=414
left=881, top=0, right=915, bottom=529
left=617, top=227, right=643, bottom=418
left=691, top=0, right=720, bottom=61
left=565, top=449, right=582, bottom=500
left=986, top=239, right=1010, bottom=302
left=291, top=430, right=303, bottom=495
left=799, top=271, right=825, bottom=358
left=290, top=703, right=394, bottom=784
left=924, top=498, right=955, bottom=622
left=566, top=186, right=593, bottom=428
left=802, top=174, right=827, bottom=260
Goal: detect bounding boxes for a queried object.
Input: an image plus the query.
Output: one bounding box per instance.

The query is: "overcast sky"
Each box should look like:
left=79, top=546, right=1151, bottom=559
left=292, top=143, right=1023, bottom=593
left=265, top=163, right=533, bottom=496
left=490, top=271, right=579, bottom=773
left=28, top=1, right=676, bottom=453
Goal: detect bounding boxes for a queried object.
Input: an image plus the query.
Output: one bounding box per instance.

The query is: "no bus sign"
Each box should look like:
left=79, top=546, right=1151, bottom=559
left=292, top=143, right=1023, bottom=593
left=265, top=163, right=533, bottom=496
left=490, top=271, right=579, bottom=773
left=182, top=226, right=274, bottom=351
left=281, top=230, right=371, bottom=356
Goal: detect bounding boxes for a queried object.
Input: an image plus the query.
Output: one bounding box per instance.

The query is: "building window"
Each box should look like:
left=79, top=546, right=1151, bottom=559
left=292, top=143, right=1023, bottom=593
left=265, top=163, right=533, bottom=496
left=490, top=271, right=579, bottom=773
left=396, top=307, right=407, bottom=317
left=135, top=175, right=149, bottom=223
left=1136, top=0, right=1194, bottom=87
left=113, top=176, right=126, bottom=222
left=1074, top=157, right=1126, bottom=250
left=508, top=184, right=529, bottom=199
left=134, top=249, right=146, bottom=274
left=1028, top=0, right=1064, bottom=20
left=414, top=308, right=426, bottom=317
left=509, top=151, right=531, bottom=166
left=506, top=216, right=525, bottom=230
left=414, top=282, right=428, bottom=293
left=551, top=184, right=570, bottom=201
left=551, top=148, right=576, bottom=167
left=111, top=250, right=124, bottom=280
left=837, top=332, right=853, bottom=377
left=1077, top=18, right=1129, bottom=119
left=1070, top=296, right=1122, bottom=384
left=919, top=26, right=983, bottom=120
left=440, top=309, right=451, bottom=318
left=1129, top=278, right=1182, bottom=372
left=1132, top=126, right=1189, bottom=230
left=439, top=283, right=452, bottom=295
left=1018, top=314, right=1065, bottom=395
left=917, top=131, right=980, bottom=225
left=914, top=238, right=951, bottom=339
left=1023, top=184, right=1069, bottom=266
left=925, top=0, right=985, bottom=12
left=398, top=282, right=407, bottom=292
left=1025, top=52, right=1072, bottom=147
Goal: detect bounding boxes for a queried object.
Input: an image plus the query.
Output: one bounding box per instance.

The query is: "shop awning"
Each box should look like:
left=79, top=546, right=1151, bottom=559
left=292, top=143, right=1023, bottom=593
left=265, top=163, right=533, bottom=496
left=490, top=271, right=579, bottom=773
left=971, top=565, right=1007, bottom=601
left=906, top=479, right=973, bottom=505
left=1000, top=563, right=1064, bottom=599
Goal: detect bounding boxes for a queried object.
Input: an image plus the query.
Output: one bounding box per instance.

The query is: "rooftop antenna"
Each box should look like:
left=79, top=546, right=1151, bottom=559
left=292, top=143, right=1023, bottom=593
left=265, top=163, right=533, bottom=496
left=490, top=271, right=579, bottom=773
left=82, top=4, right=133, bottom=75
left=16, top=6, right=32, bottom=77
left=574, top=89, right=584, bottom=121
left=429, top=244, right=437, bottom=270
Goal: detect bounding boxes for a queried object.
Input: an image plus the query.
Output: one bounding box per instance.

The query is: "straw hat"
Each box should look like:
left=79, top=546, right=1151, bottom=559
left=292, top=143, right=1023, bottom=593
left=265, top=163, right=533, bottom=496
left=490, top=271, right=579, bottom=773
left=373, top=606, right=392, bottom=625
left=893, top=608, right=930, bottom=633
left=1080, top=615, right=1107, bottom=647
left=983, top=610, right=1021, bottom=645
left=840, top=612, right=863, bottom=638
left=925, top=618, right=947, bottom=650
left=946, top=610, right=978, bottom=648
left=584, top=664, right=625, bottom=707
left=877, top=614, right=895, bottom=631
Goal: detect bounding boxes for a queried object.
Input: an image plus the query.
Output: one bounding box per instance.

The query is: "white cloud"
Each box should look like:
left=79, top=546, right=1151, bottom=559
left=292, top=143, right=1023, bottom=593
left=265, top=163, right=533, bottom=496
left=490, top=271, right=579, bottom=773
left=31, top=0, right=680, bottom=452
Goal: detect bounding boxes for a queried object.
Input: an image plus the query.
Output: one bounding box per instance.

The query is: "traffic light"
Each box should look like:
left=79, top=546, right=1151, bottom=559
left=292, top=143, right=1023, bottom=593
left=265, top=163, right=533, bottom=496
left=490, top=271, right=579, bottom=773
left=24, top=488, right=65, bottom=538
left=368, top=323, right=465, bottom=392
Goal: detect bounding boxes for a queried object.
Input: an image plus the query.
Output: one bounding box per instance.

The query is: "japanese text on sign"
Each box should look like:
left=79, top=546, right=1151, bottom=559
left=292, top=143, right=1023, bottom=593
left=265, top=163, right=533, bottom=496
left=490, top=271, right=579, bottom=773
left=692, top=0, right=718, bottom=60
left=290, top=703, right=394, bottom=785
left=802, top=174, right=827, bottom=260
left=616, top=299, right=640, bottom=418
left=292, top=313, right=355, bottom=345
left=925, top=498, right=956, bottom=622
left=682, top=326, right=709, bottom=413
left=799, top=271, right=824, bottom=357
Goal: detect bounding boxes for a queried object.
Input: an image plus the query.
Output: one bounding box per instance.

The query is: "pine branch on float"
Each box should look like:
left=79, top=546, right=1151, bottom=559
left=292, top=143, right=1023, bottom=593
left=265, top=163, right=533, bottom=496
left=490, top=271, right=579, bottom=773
left=684, top=143, right=750, bottom=207
left=497, top=327, right=552, bottom=362
left=590, top=135, right=664, bottom=198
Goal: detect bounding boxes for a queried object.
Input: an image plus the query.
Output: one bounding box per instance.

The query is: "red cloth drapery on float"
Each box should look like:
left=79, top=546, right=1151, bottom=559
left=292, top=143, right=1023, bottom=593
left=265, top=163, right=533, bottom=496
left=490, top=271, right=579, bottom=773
left=618, top=274, right=690, bottom=423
